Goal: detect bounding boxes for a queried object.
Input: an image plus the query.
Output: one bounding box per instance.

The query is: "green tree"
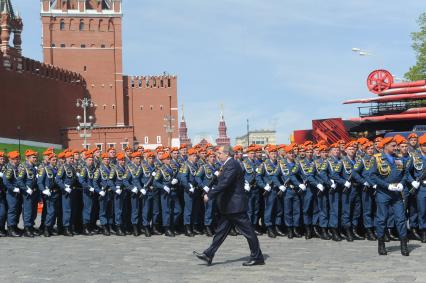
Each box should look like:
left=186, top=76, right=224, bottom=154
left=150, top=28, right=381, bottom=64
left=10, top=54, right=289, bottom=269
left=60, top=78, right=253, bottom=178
left=405, top=13, right=426, bottom=81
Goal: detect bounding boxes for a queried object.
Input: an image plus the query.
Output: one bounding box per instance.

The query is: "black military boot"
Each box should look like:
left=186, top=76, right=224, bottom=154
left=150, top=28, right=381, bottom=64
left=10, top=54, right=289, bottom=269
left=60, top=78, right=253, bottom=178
left=205, top=226, right=213, bottom=237
left=383, top=229, right=390, bottom=242
left=193, top=225, right=203, bottom=235
left=293, top=227, right=302, bottom=238
left=152, top=224, right=163, bottom=235
left=366, top=228, right=377, bottom=241
left=411, top=228, right=422, bottom=241
left=43, top=226, right=51, bottom=237
left=116, top=226, right=125, bottom=236
left=63, top=227, right=73, bottom=237
left=8, top=226, right=21, bottom=237
left=305, top=225, right=313, bottom=240
left=0, top=227, right=7, bottom=237
left=51, top=227, right=60, bottom=236
left=378, top=237, right=387, bottom=255
left=103, top=225, right=111, bottom=236
left=267, top=226, right=276, bottom=238
left=254, top=225, right=263, bottom=236
left=400, top=238, right=410, bottom=256
left=331, top=228, right=342, bottom=242
left=421, top=230, right=426, bottom=243
left=132, top=225, right=139, bottom=237
left=275, top=226, right=286, bottom=237
left=320, top=227, right=331, bottom=240
left=82, top=224, right=92, bottom=236
left=144, top=226, right=152, bottom=237
left=165, top=227, right=175, bottom=237
left=352, top=227, right=364, bottom=240
left=388, top=228, right=398, bottom=241
left=24, top=227, right=34, bottom=238
left=313, top=226, right=322, bottom=238
left=229, top=226, right=238, bottom=236
left=344, top=227, right=354, bottom=242
left=185, top=225, right=194, bottom=237
left=287, top=227, right=294, bottom=239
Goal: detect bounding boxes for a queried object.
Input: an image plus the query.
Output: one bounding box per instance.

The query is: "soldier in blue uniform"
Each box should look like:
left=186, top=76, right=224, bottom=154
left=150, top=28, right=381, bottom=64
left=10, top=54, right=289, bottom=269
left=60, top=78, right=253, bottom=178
left=123, top=151, right=143, bottom=236
left=327, top=143, right=344, bottom=241
left=78, top=152, right=96, bottom=235
left=370, top=137, right=409, bottom=256
left=141, top=151, right=162, bottom=237
left=256, top=146, right=284, bottom=238
left=37, top=153, right=59, bottom=237
left=242, top=146, right=262, bottom=235
left=17, top=149, right=39, bottom=237
left=0, top=152, right=7, bottom=237
left=406, top=134, right=426, bottom=243
left=154, top=152, right=182, bottom=237
left=55, top=151, right=78, bottom=236
left=178, top=148, right=199, bottom=237
left=3, top=151, right=22, bottom=237
left=36, top=148, right=54, bottom=235
left=93, top=153, right=113, bottom=236
left=196, top=150, right=220, bottom=237
left=277, top=144, right=302, bottom=239
left=108, top=152, right=126, bottom=236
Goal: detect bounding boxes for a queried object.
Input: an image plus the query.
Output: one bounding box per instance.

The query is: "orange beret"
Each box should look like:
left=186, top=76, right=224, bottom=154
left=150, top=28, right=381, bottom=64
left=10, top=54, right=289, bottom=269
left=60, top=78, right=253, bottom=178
left=374, top=137, right=383, bottom=143
left=357, top=137, right=369, bottom=145
left=345, top=141, right=357, bottom=149
left=408, top=133, right=418, bottom=139
left=284, top=144, right=296, bottom=153
left=303, top=141, right=314, bottom=146
left=318, top=145, right=328, bottom=152
left=146, top=151, right=155, bottom=158
left=25, top=149, right=37, bottom=157
left=131, top=151, right=142, bottom=158
left=379, top=137, right=395, bottom=148
left=395, top=135, right=408, bottom=145
left=47, top=153, right=56, bottom=160
left=198, top=147, right=207, bottom=153
left=160, top=152, right=171, bottom=160
left=8, top=151, right=20, bottom=159
left=170, top=147, right=179, bottom=152
left=91, top=147, right=99, bottom=153
left=101, top=153, right=109, bottom=159
left=362, top=142, right=374, bottom=150
left=64, top=152, right=73, bottom=158
left=233, top=145, right=243, bottom=152
left=206, top=150, right=215, bottom=157
left=268, top=146, right=277, bottom=153
left=43, top=149, right=54, bottom=156
left=329, top=143, right=339, bottom=149
left=418, top=134, right=426, bottom=145
left=188, top=148, right=197, bottom=155
left=107, top=147, right=116, bottom=152
left=317, top=140, right=327, bottom=146
left=116, top=153, right=125, bottom=160
left=180, top=144, right=188, bottom=149
left=57, top=152, right=65, bottom=159
left=246, top=146, right=256, bottom=153
left=84, top=153, right=93, bottom=159
left=124, top=146, right=132, bottom=151
left=0, top=151, right=4, bottom=158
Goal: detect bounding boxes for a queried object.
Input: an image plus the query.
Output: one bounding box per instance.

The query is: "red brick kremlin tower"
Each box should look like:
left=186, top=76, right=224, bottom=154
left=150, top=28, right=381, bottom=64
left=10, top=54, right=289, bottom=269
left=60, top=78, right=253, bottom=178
left=215, top=106, right=230, bottom=147
left=179, top=104, right=192, bottom=147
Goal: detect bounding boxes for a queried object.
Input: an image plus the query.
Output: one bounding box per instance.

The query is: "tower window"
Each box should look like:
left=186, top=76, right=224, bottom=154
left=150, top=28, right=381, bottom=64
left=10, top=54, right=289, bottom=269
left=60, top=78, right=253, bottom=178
left=81, top=44, right=86, bottom=48
left=150, top=105, right=153, bottom=110
left=79, top=20, right=85, bottom=31
left=160, top=105, right=163, bottom=110
left=60, top=44, right=65, bottom=48
left=168, top=79, right=171, bottom=87
left=84, top=66, right=87, bottom=71
left=51, top=43, right=56, bottom=47
left=60, top=20, right=65, bottom=30
left=101, top=44, right=106, bottom=48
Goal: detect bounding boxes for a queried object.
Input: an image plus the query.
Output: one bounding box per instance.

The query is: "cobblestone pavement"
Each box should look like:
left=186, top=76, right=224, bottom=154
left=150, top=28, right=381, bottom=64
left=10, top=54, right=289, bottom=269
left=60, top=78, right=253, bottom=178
left=0, top=232, right=425, bottom=283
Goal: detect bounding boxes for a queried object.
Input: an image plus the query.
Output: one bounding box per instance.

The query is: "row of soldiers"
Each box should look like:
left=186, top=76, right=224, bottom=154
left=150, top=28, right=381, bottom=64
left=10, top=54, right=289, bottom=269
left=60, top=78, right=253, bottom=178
left=0, top=133, right=424, bottom=256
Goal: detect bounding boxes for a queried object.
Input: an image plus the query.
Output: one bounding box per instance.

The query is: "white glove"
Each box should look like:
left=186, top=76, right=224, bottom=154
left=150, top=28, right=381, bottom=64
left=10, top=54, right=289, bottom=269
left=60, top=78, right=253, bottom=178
left=203, top=186, right=210, bottom=193
left=171, top=178, right=178, bottom=185
left=89, top=187, right=95, bottom=192
left=214, top=171, right=220, bottom=177
left=363, top=182, right=370, bottom=187
left=132, top=187, right=138, bottom=194
left=244, top=183, right=251, bottom=192
left=42, top=189, right=51, bottom=196
left=0, top=172, right=4, bottom=178
left=65, top=187, right=72, bottom=194
left=373, top=184, right=377, bottom=189
left=189, top=184, right=194, bottom=190
left=344, top=181, right=351, bottom=188
left=99, top=191, right=106, bottom=197
left=388, top=184, right=397, bottom=191
left=26, top=187, right=33, bottom=195
left=140, top=188, right=147, bottom=195
left=189, top=187, right=195, bottom=193
left=279, top=185, right=286, bottom=192
left=264, top=184, right=271, bottom=192
left=151, top=172, right=156, bottom=177
left=396, top=183, right=404, bottom=192
left=299, top=184, right=306, bottom=191
left=164, top=186, right=171, bottom=194
left=65, top=184, right=70, bottom=190
left=316, top=184, right=324, bottom=192
left=76, top=173, right=81, bottom=177
left=412, top=181, right=420, bottom=189
left=116, top=189, right=122, bottom=195
left=115, top=185, right=121, bottom=189
left=13, top=187, right=20, bottom=193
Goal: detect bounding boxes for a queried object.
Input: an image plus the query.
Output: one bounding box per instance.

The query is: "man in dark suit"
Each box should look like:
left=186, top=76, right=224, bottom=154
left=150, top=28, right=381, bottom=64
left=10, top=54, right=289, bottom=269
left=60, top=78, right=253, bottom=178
left=193, top=146, right=264, bottom=266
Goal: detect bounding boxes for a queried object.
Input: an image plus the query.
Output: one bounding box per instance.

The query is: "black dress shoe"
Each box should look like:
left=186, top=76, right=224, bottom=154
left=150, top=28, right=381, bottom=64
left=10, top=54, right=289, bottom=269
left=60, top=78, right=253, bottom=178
left=411, top=228, right=422, bottom=241
left=0, top=228, right=7, bottom=237
left=102, top=225, right=111, bottom=236
left=366, top=228, right=377, bottom=241
left=116, top=226, right=125, bottom=236
left=313, top=226, right=322, bottom=238
left=132, top=225, right=139, bottom=237
left=275, top=226, right=286, bottom=237
left=205, top=226, right=213, bottom=237
left=305, top=225, right=313, bottom=240
left=8, top=226, right=21, bottom=237
left=152, top=225, right=163, bottom=235
left=24, top=227, right=34, bottom=238
left=51, top=228, right=60, bottom=236
left=287, top=228, right=294, bottom=239
left=43, top=227, right=51, bottom=237
left=254, top=226, right=263, bottom=236
left=144, top=226, right=152, bottom=237
left=185, top=225, right=194, bottom=237
left=242, top=259, right=265, bottom=266
left=320, top=227, right=331, bottom=240
left=82, top=225, right=92, bottom=236
left=293, top=227, right=302, bottom=238
left=267, top=227, right=276, bottom=238
left=331, top=228, right=342, bottom=242
left=344, top=227, right=354, bottom=242
left=193, top=251, right=212, bottom=266
left=352, top=227, right=365, bottom=240
left=378, top=237, right=387, bottom=255
left=193, top=226, right=204, bottom=235
left=165, top=228, right=175, bottom=237
left=400, top=238, right=410, bottom=256
left=63, top=227, right=73, bottom=237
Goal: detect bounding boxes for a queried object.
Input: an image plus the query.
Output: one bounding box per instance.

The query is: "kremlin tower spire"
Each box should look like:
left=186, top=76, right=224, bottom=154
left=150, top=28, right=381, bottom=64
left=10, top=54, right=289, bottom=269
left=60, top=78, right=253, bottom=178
left=179, top=104, right=192, bottom=147
left=215, top=104, right=230, bottom=147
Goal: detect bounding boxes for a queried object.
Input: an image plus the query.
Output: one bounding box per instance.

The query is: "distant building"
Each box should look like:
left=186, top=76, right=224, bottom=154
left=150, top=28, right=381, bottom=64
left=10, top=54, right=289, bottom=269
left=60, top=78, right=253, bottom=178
left=235, top=130, right=276, bottom=146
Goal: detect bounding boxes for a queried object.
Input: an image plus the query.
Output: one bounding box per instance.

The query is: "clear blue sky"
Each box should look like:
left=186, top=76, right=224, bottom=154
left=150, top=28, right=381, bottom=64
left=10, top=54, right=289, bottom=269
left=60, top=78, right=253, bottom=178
left=12, top=0, right=426, bottom=143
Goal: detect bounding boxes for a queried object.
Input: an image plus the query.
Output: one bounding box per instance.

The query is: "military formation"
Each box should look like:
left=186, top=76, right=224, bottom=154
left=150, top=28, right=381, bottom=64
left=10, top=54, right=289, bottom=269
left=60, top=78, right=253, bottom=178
left=0, top=132, right=425, bottom=256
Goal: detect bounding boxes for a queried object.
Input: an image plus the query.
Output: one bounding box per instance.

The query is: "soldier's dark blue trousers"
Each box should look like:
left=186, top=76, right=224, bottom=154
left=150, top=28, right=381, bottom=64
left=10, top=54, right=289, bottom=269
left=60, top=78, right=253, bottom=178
left=316, top=191, right=328, bottom=228
left=129, top=192, right=140, bottom=225
left=142, top=190, right=160, bottom=227
left=62, top=190, right=77, bottom=227
left=204, top=197, right=215, bottom=226
left=161, top=190, right=181, bottom=227
left=45, top=192, right=59, bottom=227
left=375, top=190, right=407, bottom=239
left=183, top=190, right=202, bottom=225
left=341, top=187, right=361, bottom=228
left=302, top=186, right=314, bottom=225
left=0, top=194, right=6, bottom=229
left=328, top=189, right=339, bottom=228
left=82, top=191, right=94, bottom=225
left=113, top=192, right=123, bottom=226
left=417, top=186, right=426, bottom=229
left=264, top=189, right=282, bottom=227
left=247, top=188, right=260, bottom=226
left=22, top=192, right=37, bottom=227
left=361, top=189, right=375, bottom=228
left=99, top=192, right=113, bottom=226
left=283, top=189, right=300, bottom=227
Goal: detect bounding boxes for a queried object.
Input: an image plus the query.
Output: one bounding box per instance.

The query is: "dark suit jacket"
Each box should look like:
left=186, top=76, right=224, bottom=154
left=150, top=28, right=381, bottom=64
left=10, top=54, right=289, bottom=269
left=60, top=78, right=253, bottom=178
left=208, top=158, right=248, bottom=214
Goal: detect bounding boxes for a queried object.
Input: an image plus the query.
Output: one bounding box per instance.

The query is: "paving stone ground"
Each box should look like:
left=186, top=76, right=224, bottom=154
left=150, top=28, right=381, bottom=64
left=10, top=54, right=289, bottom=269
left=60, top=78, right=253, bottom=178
left=0, top=231, right=425, bottom=283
